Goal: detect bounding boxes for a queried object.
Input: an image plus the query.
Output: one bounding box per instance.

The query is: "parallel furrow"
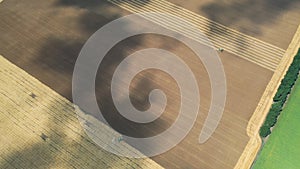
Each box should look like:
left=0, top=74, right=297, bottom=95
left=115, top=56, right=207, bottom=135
left=111, top=0, right=283, bottom=69
left=137, top=0, right=284, bottom=55
left=108, top=0, right=286, bottom=71
left=122, top=0, right=283, bottom=60
left=109, top=2, right=277, bottom=70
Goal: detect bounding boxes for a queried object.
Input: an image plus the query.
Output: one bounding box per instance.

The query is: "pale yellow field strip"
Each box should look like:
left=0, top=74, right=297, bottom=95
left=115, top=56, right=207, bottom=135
left=0, top=55, right=163, bottom=169
left=235, top=25, right=300, bottom=169
left=107, top=0, right=286, bottom=71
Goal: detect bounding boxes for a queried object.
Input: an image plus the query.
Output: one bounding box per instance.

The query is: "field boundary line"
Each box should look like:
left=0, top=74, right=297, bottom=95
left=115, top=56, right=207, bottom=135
left=0, top=55, right=164, bottom=169
left=234, top=25, right=300, bottom=169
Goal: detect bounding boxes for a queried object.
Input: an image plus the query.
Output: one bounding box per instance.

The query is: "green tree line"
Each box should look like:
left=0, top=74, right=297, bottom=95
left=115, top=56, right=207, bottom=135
left=260, top=48, right=300, bottom=137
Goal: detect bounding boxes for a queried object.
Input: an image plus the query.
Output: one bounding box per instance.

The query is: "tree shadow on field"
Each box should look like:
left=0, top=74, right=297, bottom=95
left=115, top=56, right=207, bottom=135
left=36, top=6, right=170, bottom=141
left=0, top=0, right=209, bottom=167
left=0, top=0, right=169, bottom=166
left=0, top=94, right=150, bottom=168
left=55, top=0, right=151, bottom=10
left=201, top=0, right=300, bottom=35
left=35, top=0, right=173, bottom=154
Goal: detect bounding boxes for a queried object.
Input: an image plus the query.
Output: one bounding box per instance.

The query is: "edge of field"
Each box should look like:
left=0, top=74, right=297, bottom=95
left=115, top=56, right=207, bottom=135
left=0, top=55, right=164, bottom=169
left=234, top=24, right=300, bottom=169
left=252, top=71, right=300, bottom=168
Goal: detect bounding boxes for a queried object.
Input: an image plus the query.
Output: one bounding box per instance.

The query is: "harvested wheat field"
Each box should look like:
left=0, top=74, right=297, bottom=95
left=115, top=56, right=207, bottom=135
left=0, top=0, right=299, bottom=168
left=0, top=55, right=163, bottom=169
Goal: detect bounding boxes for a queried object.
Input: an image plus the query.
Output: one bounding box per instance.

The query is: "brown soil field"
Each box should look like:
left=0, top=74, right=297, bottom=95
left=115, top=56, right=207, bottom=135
left=168, top=0, right=300, bottom=49
left=0, top=55, right=163, bottom=169
left=235, top=25, right=300, bottom=169
left=0, top=0, right=295, bottom=168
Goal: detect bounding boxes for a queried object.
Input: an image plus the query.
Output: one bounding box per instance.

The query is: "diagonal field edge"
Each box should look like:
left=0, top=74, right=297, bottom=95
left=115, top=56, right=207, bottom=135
left=235, top=25, right=300, bottom=169
left=0, top=55, right=164, bottom=169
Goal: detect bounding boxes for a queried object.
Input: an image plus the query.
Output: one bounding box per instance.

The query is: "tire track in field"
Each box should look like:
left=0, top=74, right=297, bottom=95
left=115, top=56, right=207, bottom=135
left=108, top=0, right=285, bottom=71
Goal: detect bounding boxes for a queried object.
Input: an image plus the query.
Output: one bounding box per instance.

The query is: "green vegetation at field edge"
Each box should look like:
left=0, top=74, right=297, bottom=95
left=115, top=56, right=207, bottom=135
left=253, top=75, right=300, bottom=169
left=260, top=48, right=300, bottom=137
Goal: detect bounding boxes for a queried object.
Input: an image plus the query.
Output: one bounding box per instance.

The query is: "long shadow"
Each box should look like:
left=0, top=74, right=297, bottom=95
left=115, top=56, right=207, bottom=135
left=0, top=95, right=145, bottom=168
left=198, top=0, right=300, bottom=52
left=0, top=0, right=218, bottom=168
left=55, top=0, right=150, bottom=11
left=2, top=0, right=162, bottom=160
left=201, top=0, right=299, bottom=35
left=55, top=0, right=111, bottom=9
left=0, top=0, right=176, bottom=163
left=49, top=0, right=176, bottom=140
left=0, top=142, right=58, bottom=169
left=37, top=2, right=168, bottom=139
